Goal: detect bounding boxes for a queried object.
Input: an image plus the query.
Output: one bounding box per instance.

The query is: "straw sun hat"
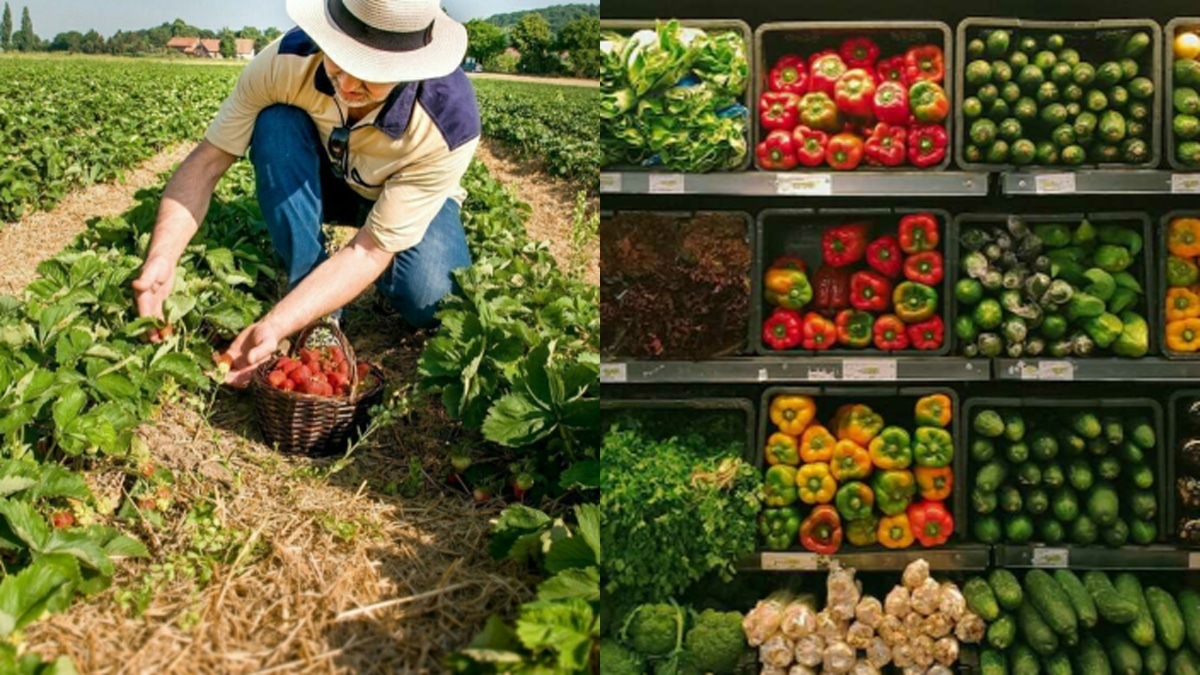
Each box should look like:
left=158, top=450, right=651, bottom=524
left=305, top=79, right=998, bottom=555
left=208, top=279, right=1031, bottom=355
left=286, top=0, right=468, bottom=83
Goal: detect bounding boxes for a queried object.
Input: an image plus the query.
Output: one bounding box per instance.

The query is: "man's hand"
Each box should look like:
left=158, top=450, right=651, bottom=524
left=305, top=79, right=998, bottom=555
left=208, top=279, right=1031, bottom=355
left=131, top=257, right=176, bottom=342
left=223, top=318, right=285, bottom=388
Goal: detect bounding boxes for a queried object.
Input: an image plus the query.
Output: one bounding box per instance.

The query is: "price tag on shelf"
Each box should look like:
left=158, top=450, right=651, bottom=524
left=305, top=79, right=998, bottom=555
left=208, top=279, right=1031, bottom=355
left=1174, top=174, right=1200, bottom=193
left=761, top=552, right=823, bottom=571
left=1035, top=173, right=1077, bottom=194
left=599, top=173, right=622, bottom=193
left=758, top=368, right=769, bottom=382
left=648, top=173, right=685, bottom=194
left=1036, top=360, right=1075, bottom=381
left=776, top=173, right=833, bottom=196
left=843, top=359, right=897, bottom=381
left=600, top=362, right=627, bottom=384
left=806, top=366, right=839, bottom=381
left=1189, top=552, right=1200, bottom=569
left=1031, top=547, right=1070, bottom=568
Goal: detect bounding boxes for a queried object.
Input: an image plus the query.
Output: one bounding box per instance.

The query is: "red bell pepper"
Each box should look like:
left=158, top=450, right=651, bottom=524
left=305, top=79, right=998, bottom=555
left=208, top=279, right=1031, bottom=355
left=757, top=130, right=799, bottom=170
left=872, top=81, right=909, bottom=125
left=839, top=36, right=880, bottom=70
left=836, top=309, right=874, bottom=348
left=763, top=308, right=803, bottom=350
left=826, top=133, right=864, bottom=171
left=874, top=314, right=910, bottom=350
left=802, top=312, right=837, bottom=351
left=904, top=45, right=945, bottom=84
left=866, top=235, right=903, bottom=279
left=876, top=56, right=907, bottom=85
left=792, top=126, right=829, bottom=167
left=759, top=91, right=801, bottom=131
left=834, top=69, right=876, bottom=117
left=864, top=123, right=906, bottom=167
left=908, top=500, right=953, bottom=547
left=907, top=315, right=944, bottom=351
left=909, top=81, right=949, bottom=123
left=907, top=124, right=948, bottom=169
left=812, top=266, right=851, bottom=316
left=904, top=250, right=944, bottom=285
left=799, top=505, right=843, bottom=555
left=768, top=54, right=809, bottom=95
left=822, top=223, right=869, bottom=268
left=898, top=213, right=940, bottom=253
left=771, top=254, right=808, bottom=272
left=810, top=52, right=848, bottom=97
left=799, top=92, right=841, bottom=133
left=850, top=271, right=892, bottom=312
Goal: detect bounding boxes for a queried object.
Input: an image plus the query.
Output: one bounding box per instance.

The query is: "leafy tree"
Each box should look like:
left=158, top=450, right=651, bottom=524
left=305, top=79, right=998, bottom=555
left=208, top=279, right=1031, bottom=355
left=465, top=18, right=506, bottom=65
left=1, top=3, right=12, bottom=52
left=48, top=30, right=82, bottom=52
left=510, top=12, right=557, bottom=74
left=12, top=5, right=37, bottom=52
left=485, top=3, right=598, bottom=35
left=80, top=29, right=104, bottom=54
left=218, top=27, right=236, bottom=58
left=557, top=17, right=599, bottom=78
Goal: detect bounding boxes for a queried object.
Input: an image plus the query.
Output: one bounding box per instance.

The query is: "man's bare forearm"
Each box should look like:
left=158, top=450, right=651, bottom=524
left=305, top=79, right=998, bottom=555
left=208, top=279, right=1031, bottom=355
left=145, top=140, right=238, bottom=265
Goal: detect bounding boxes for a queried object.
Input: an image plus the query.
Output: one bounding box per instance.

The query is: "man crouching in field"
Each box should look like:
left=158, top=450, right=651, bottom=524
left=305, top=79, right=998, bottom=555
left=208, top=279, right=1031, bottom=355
left=131, top=0, right=480, bottom=386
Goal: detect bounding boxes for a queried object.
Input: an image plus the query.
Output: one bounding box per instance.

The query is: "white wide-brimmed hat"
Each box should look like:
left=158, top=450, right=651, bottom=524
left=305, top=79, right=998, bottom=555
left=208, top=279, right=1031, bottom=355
left=287, top=0, right=468, bottom=83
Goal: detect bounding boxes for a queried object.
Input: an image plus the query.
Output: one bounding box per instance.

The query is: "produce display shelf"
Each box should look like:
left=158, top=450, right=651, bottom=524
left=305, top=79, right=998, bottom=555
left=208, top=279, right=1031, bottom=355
left=1000, top=170, right=1200, bottom=195
left=993, top=544, right=1200, bottom=570
left=742, top=544, right=992, bottom=572
left=993, top=357, right=1200, bottom=380
left=599, top=171, right=991, bottom=197
left=599, top=357, right=991, bottom=384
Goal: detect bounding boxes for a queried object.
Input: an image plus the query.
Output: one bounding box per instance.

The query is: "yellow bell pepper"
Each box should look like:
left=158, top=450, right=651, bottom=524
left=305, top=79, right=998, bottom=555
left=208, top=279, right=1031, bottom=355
left=914, top=394, right=952, bottom=428
left=770, top=395, right=816, bottom=435
left=800, top=424, right=836, bottom=463
left=1170, top=217, right=1200, bottom=258
left=764, top=433, right=800, bottom=466
left=1168, top=319, right=1200, bottom=352
left=878, top=513, right=915, bottom=549
left=1168, top=288, right=1200, bottom=322
left=833, top=403, right=884, bottom=445
left=831, top=440, right=872, bottom=482
left=797, top=462, right=837, bottom=505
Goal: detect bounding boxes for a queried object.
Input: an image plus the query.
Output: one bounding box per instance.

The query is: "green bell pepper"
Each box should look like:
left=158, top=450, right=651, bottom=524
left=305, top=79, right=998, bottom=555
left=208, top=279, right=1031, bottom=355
left=1114, top=311, right=1149, bottom=358
left=845, top=513, right=879, bottom=546
left=764, top=465, right=799, bottom=507
left=1034, top=223, right=1073, bottom=247
left=1094, top=244, right=1133, bottom=272
left=913, top=427, right=954, bottom=468
left=893, top=281, right=939, bottom=323
left=1082, top=268, right=1116, bottom=302
left=868, top=426, right=913, bottom=470
left=758, top=506, right=801, bottom=550
left=1098, top=224, right=1143, bottom=255
left=1066, top=292, right=1106, bottom=321
left=872, top=469, right=916, bottom=516
left=1082, top=312, right=1124, bottom=348
left=1108, top=287, right=1139, bottom=314
left=1168, top=255, right=1200, bottom=287
left=835, top=481, right=875, bottom=521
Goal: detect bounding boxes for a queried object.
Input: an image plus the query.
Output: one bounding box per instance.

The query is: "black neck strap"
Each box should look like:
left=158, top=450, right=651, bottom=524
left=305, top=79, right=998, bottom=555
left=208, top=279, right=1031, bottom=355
left=327, top=0, right=434, bottom=53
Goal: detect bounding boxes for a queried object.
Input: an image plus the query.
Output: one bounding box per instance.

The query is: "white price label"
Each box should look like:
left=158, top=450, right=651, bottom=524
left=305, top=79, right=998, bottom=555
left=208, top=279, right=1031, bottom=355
left=1174, top=174, right=1200, bottom=193
left=1189, top=552, right=1200, bottom=569
left=761, top=552, right=822, bottom=571
left=599, top=173, right=622, bottom=193
left=648, top=173, right=685, bottom=193
left=1036, top=360, right=1075, bottom=381
left=807, top=366, right=839, bottom=381
left=776, top=173, right=833, bottom=196
left=600, top=362, right=627, bottom=383
left=758, top=368, right=769, bottom=382
left=1035, top=173, right=1077, bottom=194
left=1031, top=547, right=1070, bottom=568
left=842, top=359, right=897, bottom=381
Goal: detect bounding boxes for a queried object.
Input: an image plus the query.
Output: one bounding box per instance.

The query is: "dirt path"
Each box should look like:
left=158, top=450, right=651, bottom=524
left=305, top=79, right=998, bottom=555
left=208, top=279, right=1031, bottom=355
left=0, top=143, right=196, bottom=296
left=467, top=71, right=598, bottom=88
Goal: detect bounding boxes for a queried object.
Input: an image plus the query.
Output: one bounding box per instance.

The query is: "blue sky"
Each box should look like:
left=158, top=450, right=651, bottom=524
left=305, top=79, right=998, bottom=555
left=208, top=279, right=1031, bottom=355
left=4, top=1, right=585, bottom=38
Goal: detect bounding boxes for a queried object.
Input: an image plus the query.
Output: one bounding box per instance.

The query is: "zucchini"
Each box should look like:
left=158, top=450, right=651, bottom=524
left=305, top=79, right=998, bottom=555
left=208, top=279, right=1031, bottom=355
left=984, top=648, right=1010, bottom=675
left=1054, top=569, right=1098, bottom=628
left=1145, top=643, right=1170, bottom=675
left=1075, top=634, right=1112, bottom=675
left=1181, top=589, right=1200, bottom=653
left=990, top=568, right=1024, bottom=610
left=1146, top=586, right=1186, bottom=650
left=1107, top=633, right=1143, bottom=675
left=1044, top=652, right=1073, bottom=675
left=965, top=576, right=1002, bottom=621
left=1020, top=599, right=1061, bottom=656
left=988, top=613, right=1018, bottom=649
left=1114, top=572, right=1157, bottom=647
left=1025, top=568, right=1079, bottom=644
left=1084, top=570, right=1138, bottom=624
left=1172, top=648, right=1200, bottom=675
left=1012, top=643, right=1041, bottom=675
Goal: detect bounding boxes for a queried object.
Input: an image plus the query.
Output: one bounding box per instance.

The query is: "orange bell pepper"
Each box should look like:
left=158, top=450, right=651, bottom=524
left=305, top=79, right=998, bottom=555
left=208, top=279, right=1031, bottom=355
left=800, top=424, right=836, bottom=463
left=915, top=466, right=953, bottom=501
left=770, top=395, right=816, bottom=435
left=1168, top=288, right=1200, bottom=322
left=1168, top=319, right=1200, bottom=352
left=914, top=394, right=952, bottom=428
left=833, top=404, right=884, bottom=445
left=1170, top=217, right=1200, bottom=258
left=877, top=513, right=915, bottom=549
left=797, top=463, right=837, bottom=504
left=831, top=440, right=872, bottom=481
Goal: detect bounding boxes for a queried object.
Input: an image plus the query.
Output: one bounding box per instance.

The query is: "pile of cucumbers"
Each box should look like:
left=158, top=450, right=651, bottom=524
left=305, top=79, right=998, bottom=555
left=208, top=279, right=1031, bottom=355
left=968, top=568, right=1200, bottom=675
left=961, top=28, right=1156, bottom=166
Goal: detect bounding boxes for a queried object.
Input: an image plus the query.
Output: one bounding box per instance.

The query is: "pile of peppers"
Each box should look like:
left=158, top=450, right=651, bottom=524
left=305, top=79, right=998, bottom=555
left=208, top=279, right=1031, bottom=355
left=1166, top=217, right=1200, bottom=353
left=762, top=214, right=945, bottom=352
left=759, top=393, right=956, bottom=554
left=756, top=36, right=949, bottom=171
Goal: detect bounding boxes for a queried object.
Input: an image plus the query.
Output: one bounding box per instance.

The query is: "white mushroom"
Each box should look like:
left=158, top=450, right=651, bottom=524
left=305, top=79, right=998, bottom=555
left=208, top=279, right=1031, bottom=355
left=781, top=602, right=819, bottom=641
left=852, top=661, right=880, bottom=675
left=955, top=612, right=986, bottom=644
left=904, top=611, right=925, bottom=637
left=822, top=641, right=856, bottom=675
left=846, top=621, right=875, bottom=650
left=866, top=636, right=893, bottom=669
left=793, top=634, right=825, bottom=668
left=922, top=613, right=954, bottom=639
left=911, top=578, right=942, bottom=616
left=938, top=582, right=966, bottom=621
left=878, top=615, right=905, bottom=644
left=855, top=596, right=884, bottom=628
left=902, top=558, right=931, bottom=590
left=761, top=635, right=796, bottom=668
left=933, top=637, right=960, bottom=667
left=789, top=666, right=818, bottom=675
left=817, top=610, right=848, bottom=641
left=892, top=644, right=915, bottom=668
left=911, top=635, right=936, bottom=668
left=884, top=586, right=911, bottom=618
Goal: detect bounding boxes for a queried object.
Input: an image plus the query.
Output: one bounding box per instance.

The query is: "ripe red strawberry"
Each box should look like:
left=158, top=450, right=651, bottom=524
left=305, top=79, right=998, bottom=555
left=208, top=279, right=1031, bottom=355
left=268, top=370, right=287, bottom=388
left=330, top=347, right=345, bottom=364
left=473, top=488, right=491, bottom=504
left=357, top=363, right=370, bottom=379
left=336, top=360, right=350, bottom=376
left=280, top=379, right=295, bottom=392
left=215, top=352, right=234, bottom=368
left=51, top=512, right=74, bottom=528
left=291, top=365, right=312, bottom=383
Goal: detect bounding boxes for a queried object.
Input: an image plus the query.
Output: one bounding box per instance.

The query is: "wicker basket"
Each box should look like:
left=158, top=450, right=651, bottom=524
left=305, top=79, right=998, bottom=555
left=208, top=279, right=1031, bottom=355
left=251, top=321, right=385, bottom=456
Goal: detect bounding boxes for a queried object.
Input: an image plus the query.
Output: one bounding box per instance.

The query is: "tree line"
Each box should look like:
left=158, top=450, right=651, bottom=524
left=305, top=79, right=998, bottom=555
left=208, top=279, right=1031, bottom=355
left=466, top=12, right=599, bottom=79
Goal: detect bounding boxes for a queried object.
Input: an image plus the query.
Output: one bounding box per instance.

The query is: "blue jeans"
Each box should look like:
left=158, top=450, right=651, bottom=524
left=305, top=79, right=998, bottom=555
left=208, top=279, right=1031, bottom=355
left=249, top=104, right=471, bottom=328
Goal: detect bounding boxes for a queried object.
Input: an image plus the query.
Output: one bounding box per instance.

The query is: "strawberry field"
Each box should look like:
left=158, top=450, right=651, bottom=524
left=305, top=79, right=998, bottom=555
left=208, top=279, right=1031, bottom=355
left=0, top=56, right=598, bottom=673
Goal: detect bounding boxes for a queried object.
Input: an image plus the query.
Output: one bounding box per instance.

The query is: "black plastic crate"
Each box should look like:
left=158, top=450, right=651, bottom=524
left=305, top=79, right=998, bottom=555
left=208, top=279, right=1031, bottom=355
left=948, top=211, right=1158, bottom=358
left=1165, top=18, right=1200, bottom=170
left=756, top=386, right=964, bottom=547
left=753, top=208, right=954, bottom=356
left=1167, top=389, right=1200, bottom=544
left=955, top=18, right=1163, bottom=171
left=600, top=19, right=754, bottom=173
left=1160, top=211, right=1200, bottom=359
left=959, top=396, right=1167, bottom=547
left=753, top=21, right=954, bottom=172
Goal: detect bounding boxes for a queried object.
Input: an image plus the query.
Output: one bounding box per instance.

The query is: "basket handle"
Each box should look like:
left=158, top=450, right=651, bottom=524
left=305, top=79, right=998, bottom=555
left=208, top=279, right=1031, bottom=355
left=292, top=319, right=361, bottom=395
